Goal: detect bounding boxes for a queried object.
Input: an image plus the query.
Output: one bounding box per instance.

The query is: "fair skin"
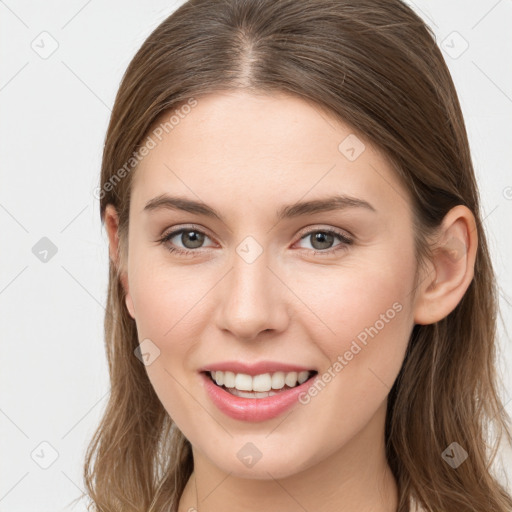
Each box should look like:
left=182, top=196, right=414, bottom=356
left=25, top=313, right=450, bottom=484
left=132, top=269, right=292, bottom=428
left=104, top=90, right=477, bottom=511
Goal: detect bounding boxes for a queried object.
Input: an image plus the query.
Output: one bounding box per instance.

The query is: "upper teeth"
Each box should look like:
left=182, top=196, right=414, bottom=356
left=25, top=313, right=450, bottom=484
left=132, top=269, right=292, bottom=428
left=210, top=370, right=311, bottom=392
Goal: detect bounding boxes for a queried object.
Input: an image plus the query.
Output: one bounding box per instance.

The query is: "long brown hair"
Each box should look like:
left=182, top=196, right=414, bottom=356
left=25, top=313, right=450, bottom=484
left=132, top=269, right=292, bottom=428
left=82, top=0, right=512, bottom=510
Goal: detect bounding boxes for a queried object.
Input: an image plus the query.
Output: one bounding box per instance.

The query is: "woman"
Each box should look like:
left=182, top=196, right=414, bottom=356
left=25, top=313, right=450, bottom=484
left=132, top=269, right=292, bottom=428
left=83, top=0, right=512, bottom=510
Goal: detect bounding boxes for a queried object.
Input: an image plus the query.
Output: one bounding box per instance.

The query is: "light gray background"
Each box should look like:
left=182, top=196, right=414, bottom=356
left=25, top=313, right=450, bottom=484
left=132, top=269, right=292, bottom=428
left=1, top=1, right=511, bottom=510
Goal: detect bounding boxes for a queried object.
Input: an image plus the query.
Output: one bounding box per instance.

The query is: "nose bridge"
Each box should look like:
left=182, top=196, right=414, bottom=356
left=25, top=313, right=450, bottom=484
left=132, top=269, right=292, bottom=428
left=215, top=238, right=288, bottom=340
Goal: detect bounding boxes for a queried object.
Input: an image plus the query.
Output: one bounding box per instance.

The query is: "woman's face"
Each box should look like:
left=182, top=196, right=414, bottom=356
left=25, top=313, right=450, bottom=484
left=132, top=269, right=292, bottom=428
left=121, top=90, right=420, bottom=478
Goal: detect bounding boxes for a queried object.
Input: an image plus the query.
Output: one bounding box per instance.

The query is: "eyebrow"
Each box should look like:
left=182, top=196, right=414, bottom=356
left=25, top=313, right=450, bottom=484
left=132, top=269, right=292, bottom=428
left=143, top=193, right=377, bottom=221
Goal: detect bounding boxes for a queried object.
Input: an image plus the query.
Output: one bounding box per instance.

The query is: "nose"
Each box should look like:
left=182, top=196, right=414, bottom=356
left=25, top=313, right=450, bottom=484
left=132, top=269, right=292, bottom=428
left=215, top=249, right=290, bottom=341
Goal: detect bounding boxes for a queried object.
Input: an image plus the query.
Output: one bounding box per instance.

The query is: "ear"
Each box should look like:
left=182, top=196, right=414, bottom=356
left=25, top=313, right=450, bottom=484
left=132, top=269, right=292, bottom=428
left=413, top=205, right=478, bottom=325
left=104, top=204, right=136, bottom=319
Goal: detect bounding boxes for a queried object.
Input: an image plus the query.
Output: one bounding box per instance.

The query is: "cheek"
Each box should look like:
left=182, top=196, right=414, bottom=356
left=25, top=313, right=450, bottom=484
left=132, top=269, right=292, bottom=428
left=127, top=244, right=206, bottom=341
left=288, top=258, right=415, bottom=458
left=127, top=253, right=210, bottom=428
left=334, top=265, right=415, bottom=394
left=298, top=242, right=417, bottom=390
left=336, top=264, right=414, bottom=351
left=300, top=247, right=415, bottom=345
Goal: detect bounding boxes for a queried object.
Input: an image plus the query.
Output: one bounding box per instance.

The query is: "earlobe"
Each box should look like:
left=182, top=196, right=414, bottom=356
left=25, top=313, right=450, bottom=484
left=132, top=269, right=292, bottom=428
left=413, top=205, right=478, bottom=325
left=124, top=289, right=136, bottom=319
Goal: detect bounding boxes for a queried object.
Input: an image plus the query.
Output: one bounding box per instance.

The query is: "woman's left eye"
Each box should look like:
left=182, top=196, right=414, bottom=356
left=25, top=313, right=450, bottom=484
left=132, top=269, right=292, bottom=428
left=295, top=229, right=353, bottom=254
left=158, top=226, right=353, bottom=257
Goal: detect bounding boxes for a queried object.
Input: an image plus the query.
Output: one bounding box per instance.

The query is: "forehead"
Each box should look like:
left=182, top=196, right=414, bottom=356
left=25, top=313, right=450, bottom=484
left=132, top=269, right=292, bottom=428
left=131, top=90, right=410, bottom=221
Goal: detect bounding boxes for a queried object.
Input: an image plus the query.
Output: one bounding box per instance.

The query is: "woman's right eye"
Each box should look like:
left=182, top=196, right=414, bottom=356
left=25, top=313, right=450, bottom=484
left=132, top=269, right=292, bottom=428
left=159, top=227, right=215, bottom=256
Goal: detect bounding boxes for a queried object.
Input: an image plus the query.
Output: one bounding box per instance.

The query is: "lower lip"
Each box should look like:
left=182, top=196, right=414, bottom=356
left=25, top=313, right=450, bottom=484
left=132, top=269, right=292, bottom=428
left=201, top=372, right=317, bottom=422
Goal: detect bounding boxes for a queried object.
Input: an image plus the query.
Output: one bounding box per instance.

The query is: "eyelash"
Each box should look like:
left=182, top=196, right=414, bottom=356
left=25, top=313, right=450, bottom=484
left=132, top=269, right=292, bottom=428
left=158, top=225, right=353, bottom=258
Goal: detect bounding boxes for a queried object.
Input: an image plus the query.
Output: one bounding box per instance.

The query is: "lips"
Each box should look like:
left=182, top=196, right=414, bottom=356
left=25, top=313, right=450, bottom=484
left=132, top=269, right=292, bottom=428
left=200, top=367, right=318, bottom=422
